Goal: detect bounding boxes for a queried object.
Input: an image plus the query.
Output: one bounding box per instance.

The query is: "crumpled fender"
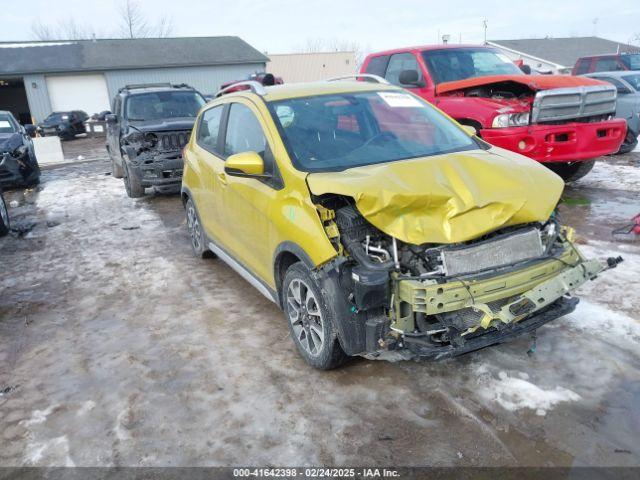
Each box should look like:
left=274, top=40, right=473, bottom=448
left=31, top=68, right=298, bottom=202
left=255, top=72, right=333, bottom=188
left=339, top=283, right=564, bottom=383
left=436, top=74, right=608, bottom=95
left=306, top=149, right=564, bottom=245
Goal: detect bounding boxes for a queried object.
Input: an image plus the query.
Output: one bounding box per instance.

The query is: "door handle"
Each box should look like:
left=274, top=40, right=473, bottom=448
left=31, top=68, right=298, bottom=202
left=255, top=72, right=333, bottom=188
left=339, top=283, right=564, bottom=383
left=217, top=172, right=227, bottom=186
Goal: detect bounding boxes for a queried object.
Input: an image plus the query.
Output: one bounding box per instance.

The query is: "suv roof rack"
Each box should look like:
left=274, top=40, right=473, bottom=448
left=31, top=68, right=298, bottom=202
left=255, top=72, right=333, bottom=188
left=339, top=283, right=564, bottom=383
left=326, top=74, right=390, bottom=84
left=215, top=81, right=267, bottom=98
left=118, top=83, right=194, bottom=93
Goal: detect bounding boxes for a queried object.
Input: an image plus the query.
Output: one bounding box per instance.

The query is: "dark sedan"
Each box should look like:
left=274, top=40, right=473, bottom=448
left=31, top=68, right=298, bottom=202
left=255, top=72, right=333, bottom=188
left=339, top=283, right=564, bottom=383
left=0, top=111, right=40, bottom=188
left=37, top=110, right=88, bottom=140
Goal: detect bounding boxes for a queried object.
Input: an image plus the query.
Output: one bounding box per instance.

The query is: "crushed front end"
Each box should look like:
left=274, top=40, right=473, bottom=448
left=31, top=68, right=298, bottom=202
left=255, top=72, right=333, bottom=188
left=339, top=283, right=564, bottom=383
left=316, top=201, right=621, bottom=360
left=122, top=130, right=191, bottom=191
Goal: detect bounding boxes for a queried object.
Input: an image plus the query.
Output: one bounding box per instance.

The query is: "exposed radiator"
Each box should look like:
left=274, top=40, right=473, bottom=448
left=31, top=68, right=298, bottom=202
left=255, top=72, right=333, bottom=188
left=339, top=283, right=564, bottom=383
left=441, top=228, right=544, bottom=276
left=531, top=85, right=617, bottom=123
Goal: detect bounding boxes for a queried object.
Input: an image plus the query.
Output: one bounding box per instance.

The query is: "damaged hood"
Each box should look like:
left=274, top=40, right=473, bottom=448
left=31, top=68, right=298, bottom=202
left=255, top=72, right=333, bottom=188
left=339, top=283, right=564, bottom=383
left=0, top=133, right=21, bottom=153
left=129, top=118, right=196, bottom=132
left=436, top=74, right=607, bottom=95
left=306, top=149, right=564, bottom=245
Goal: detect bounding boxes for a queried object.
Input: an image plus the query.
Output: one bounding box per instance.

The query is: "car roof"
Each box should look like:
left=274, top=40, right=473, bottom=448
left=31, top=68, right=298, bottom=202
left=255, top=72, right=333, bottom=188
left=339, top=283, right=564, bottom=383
left=585, top=71, right=639, bottom=78
left=216, top=80, right=401, bottom=102
left=367, top=44, right=495, bottom=57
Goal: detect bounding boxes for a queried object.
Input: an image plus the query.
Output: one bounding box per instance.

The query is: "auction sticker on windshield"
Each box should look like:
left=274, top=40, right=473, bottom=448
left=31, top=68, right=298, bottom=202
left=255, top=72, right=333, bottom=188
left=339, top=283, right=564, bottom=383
left=377, top=92, right=422, bottom=108
left=0, top=121, right=12, bottom=129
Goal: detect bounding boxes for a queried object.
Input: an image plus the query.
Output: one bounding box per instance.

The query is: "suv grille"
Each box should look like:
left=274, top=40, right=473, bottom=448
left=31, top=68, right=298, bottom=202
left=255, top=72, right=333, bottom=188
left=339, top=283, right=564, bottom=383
left=531, top=85, right=617, bottom=123
left=159, top=131, right=191, bottom=150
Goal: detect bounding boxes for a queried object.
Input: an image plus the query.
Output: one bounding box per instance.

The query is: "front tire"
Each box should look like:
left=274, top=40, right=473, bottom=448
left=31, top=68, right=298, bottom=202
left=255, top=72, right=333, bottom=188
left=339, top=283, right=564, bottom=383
left=618, top=137, right=638, bottom=155
left=546, top=159, right=595, bottom=183
left=282, top=262, right=347, bottom=370
left=123, top=161, right=145, bottom=198
left=186, top=198, right=210, bottom=258
left=0, top=192, right=10, bottom=237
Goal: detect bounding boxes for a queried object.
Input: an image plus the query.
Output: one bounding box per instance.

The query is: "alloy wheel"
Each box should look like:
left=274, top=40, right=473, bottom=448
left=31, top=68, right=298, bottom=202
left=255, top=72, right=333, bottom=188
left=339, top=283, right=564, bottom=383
left=0, top=196, right=8, bottom=227
left=286, top=278, right=325, bottom=356
left=187, top=202, right=202, bottom=252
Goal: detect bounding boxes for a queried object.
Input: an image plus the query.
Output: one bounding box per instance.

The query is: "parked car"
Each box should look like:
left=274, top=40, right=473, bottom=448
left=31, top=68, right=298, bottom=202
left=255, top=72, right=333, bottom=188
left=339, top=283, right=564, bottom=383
left=0, top=188, right=9, bottom=237
left=573, top=52, right=640, bottom=75
left=106, top=83, right=206, bottom=198
left=0, top=110, right=40, bottom=188
left=181, top=78, right=620, bottom=369
left=584, top=71, right=640, bottom=153
left=37, top=110, right=88, bottom=140
left=360, top=45, right=627, bottom=182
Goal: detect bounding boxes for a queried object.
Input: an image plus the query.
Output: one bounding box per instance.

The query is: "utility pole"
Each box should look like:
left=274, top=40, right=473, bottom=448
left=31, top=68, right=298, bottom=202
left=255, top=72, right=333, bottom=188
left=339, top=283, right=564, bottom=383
left=483, top=19, right=488, bottom=44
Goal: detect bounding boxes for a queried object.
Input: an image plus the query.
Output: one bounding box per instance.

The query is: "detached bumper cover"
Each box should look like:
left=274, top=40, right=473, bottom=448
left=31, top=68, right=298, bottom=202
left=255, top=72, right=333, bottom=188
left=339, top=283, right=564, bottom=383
left=480, top=118, right=627, bottom=162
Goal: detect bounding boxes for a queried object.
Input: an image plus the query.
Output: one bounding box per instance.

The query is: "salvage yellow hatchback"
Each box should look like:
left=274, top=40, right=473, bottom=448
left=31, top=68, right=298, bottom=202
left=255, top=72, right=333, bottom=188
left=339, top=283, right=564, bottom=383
left=181, top=77, right=621, bottom=369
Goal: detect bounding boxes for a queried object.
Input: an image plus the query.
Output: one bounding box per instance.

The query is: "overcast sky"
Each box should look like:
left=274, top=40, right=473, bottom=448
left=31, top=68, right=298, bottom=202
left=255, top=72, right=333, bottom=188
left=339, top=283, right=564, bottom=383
left=1, top=0, right=638, bottom=53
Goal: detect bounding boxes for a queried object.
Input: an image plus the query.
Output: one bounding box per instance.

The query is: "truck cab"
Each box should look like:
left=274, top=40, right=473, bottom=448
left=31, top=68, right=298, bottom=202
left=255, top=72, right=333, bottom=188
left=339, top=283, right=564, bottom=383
left=361, top=45, right=627, bottom=181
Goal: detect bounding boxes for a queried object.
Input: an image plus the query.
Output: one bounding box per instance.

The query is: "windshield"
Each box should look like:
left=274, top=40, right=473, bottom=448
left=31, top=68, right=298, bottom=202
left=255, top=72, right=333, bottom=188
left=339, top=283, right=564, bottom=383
left=0, top=114, right=17, bottom=134
left=268, top=91, right=478, bottom=173
left=622, top=74, right=640, bottom=91
left=422, top=48, right=523, bottom=84
left=126, top=91, right=205, bottom=121
left=45, top=112, right=69, bottom=122
left=621, top=54, right=640, bottom=71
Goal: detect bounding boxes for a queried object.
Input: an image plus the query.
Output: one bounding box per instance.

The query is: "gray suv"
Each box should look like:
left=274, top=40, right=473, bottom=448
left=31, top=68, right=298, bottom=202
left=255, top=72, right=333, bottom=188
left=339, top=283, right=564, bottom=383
left=106, top=83, right=206, bottom=197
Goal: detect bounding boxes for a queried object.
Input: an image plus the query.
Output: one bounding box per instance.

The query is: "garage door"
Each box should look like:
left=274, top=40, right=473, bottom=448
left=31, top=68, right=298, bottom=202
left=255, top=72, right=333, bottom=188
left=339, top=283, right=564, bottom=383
left=46, top=74, right=111, bottom=116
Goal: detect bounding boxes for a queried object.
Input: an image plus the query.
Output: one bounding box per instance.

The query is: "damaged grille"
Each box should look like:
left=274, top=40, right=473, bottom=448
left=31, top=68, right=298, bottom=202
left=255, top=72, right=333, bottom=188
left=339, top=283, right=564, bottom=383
left=531, top=85, right=617, bottom=123
left=159, top=131, right=190, bottom=151
left=441, top=228, right=544, bottom=276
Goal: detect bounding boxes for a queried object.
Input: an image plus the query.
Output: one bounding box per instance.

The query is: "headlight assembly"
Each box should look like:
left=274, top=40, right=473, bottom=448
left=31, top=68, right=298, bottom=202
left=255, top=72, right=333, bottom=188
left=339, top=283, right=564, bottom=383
left=492, top=112, right=530, bottom=128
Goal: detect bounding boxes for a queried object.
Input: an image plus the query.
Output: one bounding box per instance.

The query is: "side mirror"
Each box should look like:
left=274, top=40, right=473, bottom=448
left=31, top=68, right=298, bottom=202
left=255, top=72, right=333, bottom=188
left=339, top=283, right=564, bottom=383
left=617, top=86, right=632, bottom=95
left=24, top=124, right=37, bottom=136
left=225, top=151, right=265, bottom=176
left=105, top=114, right=117, bottom=124
left=461, top=125, right=477, bottom=136
left=399, top=69, right=425, bottom=87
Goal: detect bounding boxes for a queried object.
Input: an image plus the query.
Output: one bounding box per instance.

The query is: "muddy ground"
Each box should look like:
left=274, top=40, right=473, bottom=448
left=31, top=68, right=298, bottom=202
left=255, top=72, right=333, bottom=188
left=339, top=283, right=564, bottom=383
left=1, top=137, right=639, bottom=467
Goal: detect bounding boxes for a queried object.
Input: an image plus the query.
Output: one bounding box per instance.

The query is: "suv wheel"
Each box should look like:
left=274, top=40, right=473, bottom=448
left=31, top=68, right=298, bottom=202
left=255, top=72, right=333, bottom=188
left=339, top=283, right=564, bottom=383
left=123, top=161, right=145, bottom=198
left=186, top=198, right=209, bottom=258
left=546, top=160, right=595, bottom=183
left=283, top=262, right=347, bottom=369
left=0, top=192, right=10, bottom=237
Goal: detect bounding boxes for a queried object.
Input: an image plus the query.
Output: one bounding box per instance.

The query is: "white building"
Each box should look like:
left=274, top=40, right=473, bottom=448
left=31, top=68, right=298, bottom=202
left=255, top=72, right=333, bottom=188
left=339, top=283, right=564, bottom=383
left=267, top=52, right=356, bottom=83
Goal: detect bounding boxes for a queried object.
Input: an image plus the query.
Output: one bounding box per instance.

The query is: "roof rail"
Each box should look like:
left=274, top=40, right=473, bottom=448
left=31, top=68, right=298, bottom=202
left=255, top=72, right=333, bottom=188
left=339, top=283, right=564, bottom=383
left=118, top=83, right=193, bottom=93
left=326, top=74, right=390, bottom=84
left=216, top=81, right=267, bottom=98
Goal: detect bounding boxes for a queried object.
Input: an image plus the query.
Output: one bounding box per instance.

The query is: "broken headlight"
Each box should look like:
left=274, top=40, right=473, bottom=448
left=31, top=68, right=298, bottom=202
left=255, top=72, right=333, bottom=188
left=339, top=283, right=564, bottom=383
left=492, top=112, right=530, bottom=128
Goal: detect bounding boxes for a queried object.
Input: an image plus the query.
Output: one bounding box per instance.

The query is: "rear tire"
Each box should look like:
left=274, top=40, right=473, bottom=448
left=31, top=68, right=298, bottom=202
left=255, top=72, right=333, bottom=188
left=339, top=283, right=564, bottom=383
left=186, top=198, right=210, bottom=258
left=282, top=262, right=348, bottom=370
left=0, top=192, right=10, bottom=237
left=546, top=160, right=595, bottom=183
left=123, top=161, right=145, bottom=198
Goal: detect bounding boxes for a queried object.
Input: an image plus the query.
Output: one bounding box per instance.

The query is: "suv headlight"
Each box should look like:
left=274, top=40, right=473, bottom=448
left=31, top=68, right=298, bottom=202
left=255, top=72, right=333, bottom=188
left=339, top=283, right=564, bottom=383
left=492, top=112, right=530, bottom=128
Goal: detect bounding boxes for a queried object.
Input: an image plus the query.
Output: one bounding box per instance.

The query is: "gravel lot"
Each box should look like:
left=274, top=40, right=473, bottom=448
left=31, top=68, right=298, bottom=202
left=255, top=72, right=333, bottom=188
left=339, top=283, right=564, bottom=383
left=1, top=137, right=639, bottom=467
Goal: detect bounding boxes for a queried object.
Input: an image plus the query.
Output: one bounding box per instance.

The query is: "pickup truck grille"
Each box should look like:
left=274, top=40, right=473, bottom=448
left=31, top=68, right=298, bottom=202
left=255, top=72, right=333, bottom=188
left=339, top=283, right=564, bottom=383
left=531, top=85, right=617, bottom=123
left=159, top=131, right=190, bottom=151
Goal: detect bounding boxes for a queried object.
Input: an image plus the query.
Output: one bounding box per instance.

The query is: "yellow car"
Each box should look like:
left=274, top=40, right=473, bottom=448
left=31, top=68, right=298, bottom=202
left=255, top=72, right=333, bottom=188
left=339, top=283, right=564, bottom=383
left=181, top=76, right=620, bottom=369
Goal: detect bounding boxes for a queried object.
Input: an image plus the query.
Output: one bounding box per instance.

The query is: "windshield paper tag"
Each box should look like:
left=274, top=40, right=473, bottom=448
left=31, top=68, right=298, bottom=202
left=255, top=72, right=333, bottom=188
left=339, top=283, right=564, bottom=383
left=0, top=121, right=11, bottom=129
left=377, top=92, right=422, bottom=108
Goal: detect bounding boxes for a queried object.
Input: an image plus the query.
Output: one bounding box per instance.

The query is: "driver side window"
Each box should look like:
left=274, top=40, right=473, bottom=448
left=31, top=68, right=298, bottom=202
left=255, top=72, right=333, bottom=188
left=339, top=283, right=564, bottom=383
left=224, top=103, right=267, bottom=157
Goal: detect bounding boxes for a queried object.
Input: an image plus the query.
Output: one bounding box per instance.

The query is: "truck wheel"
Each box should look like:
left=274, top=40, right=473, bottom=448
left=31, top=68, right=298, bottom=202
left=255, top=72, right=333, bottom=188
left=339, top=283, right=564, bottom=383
left=111, top=155, right=124, bottom=179
left=0, top=192, right=10, bottom=237
left=282, top=262, right=348, bottom=370
left=546, top=160, right=595, bottom=183
left=123, top=162, right=145, bottom=198
left=186, top=198, right=210, bottom=258
left=618, top=138, right=638, bottom=155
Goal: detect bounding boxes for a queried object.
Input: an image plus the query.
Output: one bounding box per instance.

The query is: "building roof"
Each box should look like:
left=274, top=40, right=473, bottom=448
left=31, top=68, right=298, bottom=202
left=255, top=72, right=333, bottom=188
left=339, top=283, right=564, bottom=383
left=0, top=36, right=269, bottom=76
left=488, top=37, right=640, bottom=68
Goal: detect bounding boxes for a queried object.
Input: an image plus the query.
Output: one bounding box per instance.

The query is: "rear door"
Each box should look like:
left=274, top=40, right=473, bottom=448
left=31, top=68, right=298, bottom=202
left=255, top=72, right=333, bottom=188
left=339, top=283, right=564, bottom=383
left=191, top=104, right=227, bottom=242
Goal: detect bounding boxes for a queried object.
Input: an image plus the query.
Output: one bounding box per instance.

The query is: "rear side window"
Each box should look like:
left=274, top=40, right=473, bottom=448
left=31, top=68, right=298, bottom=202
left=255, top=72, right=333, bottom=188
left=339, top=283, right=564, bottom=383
left=575, top=59, right=591, bottom=75
left=364, top=55, right=390, bottom=77
left=594, top=57, right=623, bottom=72
left=385, top=53, right=422, bottom=85
left=224, top=103, right=267, bottom=157
left=197, top=105, right=224, bottom=153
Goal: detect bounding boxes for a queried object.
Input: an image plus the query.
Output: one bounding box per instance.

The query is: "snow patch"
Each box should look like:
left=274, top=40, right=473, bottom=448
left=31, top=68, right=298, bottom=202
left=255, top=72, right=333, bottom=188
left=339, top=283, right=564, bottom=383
left=76, top=400, right=96, bottom=416
left=575, top=161, right=640, bottom=192
left=20, top=404, right=58, bottom=427
left=24, top=436, right=75, bottom=466
left=476, top=370, right=581, bottom=416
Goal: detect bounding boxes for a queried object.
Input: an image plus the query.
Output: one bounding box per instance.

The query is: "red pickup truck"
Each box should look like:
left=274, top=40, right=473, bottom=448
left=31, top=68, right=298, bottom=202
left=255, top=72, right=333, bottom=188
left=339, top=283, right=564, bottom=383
left=361, top=45, right=627, bottom=181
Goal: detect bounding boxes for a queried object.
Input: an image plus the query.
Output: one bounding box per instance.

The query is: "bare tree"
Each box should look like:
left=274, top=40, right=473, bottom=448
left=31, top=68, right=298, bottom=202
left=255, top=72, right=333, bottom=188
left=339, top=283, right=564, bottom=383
left=117, top=0, right=174, bottom=38
left=31, top=19, right=56, bottom=41
left=31, top=17, right=96, bottom=40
